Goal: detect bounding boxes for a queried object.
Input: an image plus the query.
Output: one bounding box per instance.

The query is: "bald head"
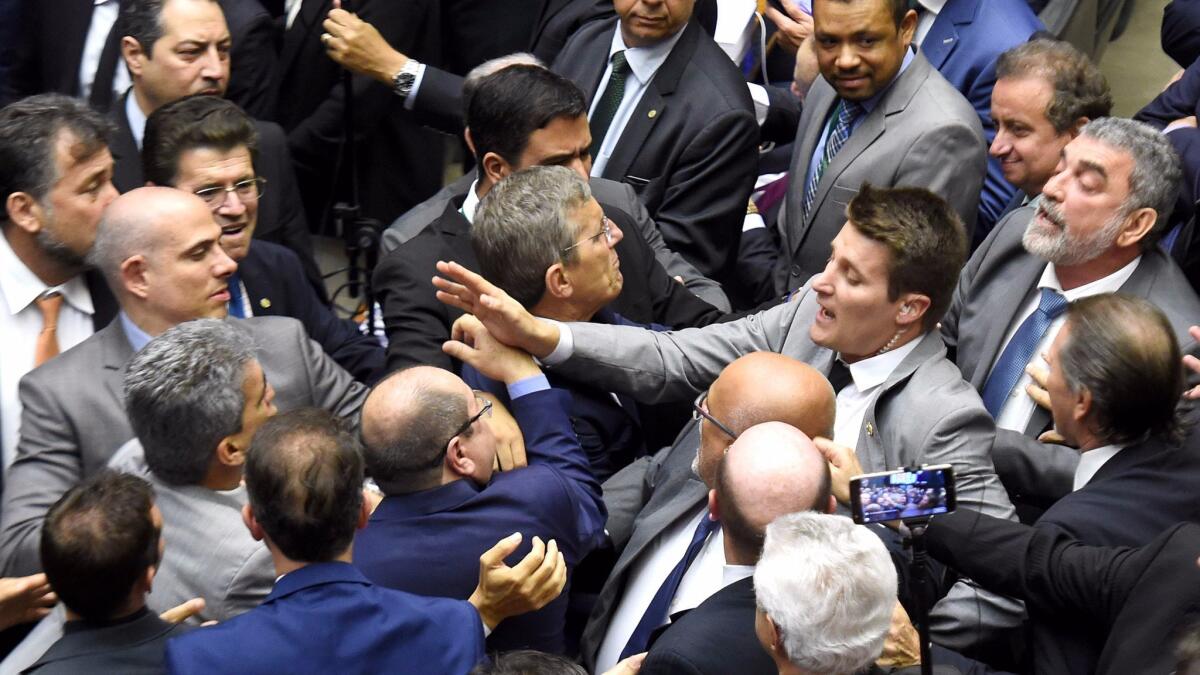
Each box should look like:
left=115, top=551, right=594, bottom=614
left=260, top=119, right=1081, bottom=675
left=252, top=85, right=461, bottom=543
left=715, top=422, right=832, bottom=562
left=91, top=186, right=209, bottom=283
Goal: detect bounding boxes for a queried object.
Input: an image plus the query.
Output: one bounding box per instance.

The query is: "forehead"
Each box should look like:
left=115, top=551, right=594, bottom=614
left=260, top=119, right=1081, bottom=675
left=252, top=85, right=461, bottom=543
left=832, top=221, right=892, bottom=276
left=50, top=129, right=110, bottom=178
left=522, top=115, right=588, bottom=160
left=814, top=0, right=896, bottom=31
left=240, top=359, right=264, bottom=393
left=1064, top=135, right=1134, bottom=191
left=175, top=146, right=254, bottom=183
left=155, top=199, right=221, bottom=249
left=568, top=196, right=603, bottom=233
left=992, top=76, right=1055, bottom=117
left=158, top=0, right=229, bottom=39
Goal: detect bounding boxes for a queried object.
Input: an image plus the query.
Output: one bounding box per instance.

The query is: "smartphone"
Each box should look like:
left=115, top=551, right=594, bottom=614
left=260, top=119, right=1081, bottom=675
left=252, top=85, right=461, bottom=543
left=850, top=465, right=956, bottom=524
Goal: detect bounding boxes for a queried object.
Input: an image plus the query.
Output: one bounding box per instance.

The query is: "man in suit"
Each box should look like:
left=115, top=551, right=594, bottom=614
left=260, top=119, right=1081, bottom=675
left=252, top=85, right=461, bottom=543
left=435, top=184, right=1020, bottom=653
left=354, top=318, right=606, bottom=654
left=0, top=95, right=120, bottom=475
left=0, top=187, right=366, bottom=578
left=640, top=422, right=834, bottom=675
left=142, top=94, right=385, bottom=383
left=775, top=0, right=985, bottom=295
left=112, top=0, right=323, bottom=298
left=941, top=117, right=1200, bottom=503
left=1163, top=0, right=1200, bottom=67
left=755, top=513, right=896, bottom=675
left=374, top=65, right=724, bottom=374
left=26, top=471, right=190, bottom=673
left=166, top=408, right=568, bottom=673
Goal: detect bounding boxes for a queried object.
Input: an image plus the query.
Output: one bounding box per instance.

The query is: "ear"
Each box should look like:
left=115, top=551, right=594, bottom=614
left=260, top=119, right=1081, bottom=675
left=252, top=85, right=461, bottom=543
left=356, top=498, right=371, bottom=531
left=463, top=128, right=477, bottom=158
left=121, top=36, right=146, bottom=76
left=5, top=193, right=42, bottom=234
left=215, top=437, right=247, bottom=469
left=1067, top=116, right=1091, bottom=138
left=898, top=9, right=918, bottom=46
left=1073, top=385, right=1093, bottom=428
left=480, top=152, right=512, bottom=184
left=896, top=293, right=930, bottom=328
left=765, top=614, right=784, bottom=655
left=544, top=262, right=572, bottom=300
left=445, top=436, right=475, bottom=478
left=241, top=504, right=265, bottom=542
left=707, top=488, right=719, bottom=522
left=121, top=255, right=151, bottom=299
left=825, top=494, right=837, bottom=514
left=1114, top=207, right=1157, bottom=249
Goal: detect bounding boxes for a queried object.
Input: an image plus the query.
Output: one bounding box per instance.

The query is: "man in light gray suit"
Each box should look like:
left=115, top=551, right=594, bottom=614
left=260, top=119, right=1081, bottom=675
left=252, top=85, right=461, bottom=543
left=942, top=117, right=1200, bottom=504
left=435, top=184, right=1019, bottom=652
left=0, top=188, right=365, bottom=577
left=776, top=0, right=986, bottom=295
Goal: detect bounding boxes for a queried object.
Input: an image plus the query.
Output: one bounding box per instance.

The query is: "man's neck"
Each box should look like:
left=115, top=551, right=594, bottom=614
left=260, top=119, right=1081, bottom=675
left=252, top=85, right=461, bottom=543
left=1054, top=247, right=1140, bottom=291
left=200, top=465, right=242, bottom=492
left=270, top=546, right=352, bottom=579
left=3, top=228, right=79, bottom=287
left=723, top=540, right=757, bottom=567
left=840, top=326, right=922, bottom=365
left=64, top=596, right=146, bottom=624
left=121, top=304, right=174, bottom=338
left=474, top=176, right=494, bottom=200
left=531, top=297, right=597, bottom=323
left=131, top=87, right=157, bottom=119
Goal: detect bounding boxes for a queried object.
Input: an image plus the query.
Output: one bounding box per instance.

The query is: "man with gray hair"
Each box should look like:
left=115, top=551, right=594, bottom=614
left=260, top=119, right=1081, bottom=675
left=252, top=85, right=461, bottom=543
left=754, top=512, right=896, bottom=675
left=942, top=116, right=1200, bottom=506
left=0, top=187, right=365, bottom=578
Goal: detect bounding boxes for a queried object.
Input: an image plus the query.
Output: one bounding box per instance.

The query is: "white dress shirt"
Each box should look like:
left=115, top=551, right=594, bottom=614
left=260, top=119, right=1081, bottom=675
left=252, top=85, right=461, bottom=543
left=831, top=339, right=922, bottom=449
left=0, top=235, right=95, bottom=469
left=79, top=0, right=131, bottom=101
left=992, top=258, right=1140, bottom=433
left=460, top=179, right=482, bottom=224
left=284, top=0, right=304, bottom=30
left=126, top=92, right=150, bottom=150
left=595, top=506, right=725, bottom=673
left=588, top=26, right=686, bottom=177
left=1072, top=444, right=1123, bottom=491
left=914, top=0, right=948, bottom=45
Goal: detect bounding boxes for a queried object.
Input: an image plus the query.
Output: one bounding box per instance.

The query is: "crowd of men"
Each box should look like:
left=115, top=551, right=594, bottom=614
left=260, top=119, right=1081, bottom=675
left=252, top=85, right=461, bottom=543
left=2, top=0, right=1200, bottom=673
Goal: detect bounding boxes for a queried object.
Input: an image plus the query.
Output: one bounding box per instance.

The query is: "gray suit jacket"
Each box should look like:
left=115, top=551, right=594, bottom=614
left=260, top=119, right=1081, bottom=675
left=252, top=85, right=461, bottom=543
left=556, top=286, right=1020, bottom=652
left=777, top=51, right=986, bottom=293
left=0, top=316, right=366, bottom=576
left=381, top=172, right=731, bottom=311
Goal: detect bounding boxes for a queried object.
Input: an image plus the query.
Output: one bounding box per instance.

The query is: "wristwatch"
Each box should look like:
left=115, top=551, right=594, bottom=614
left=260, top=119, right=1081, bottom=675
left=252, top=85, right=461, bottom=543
left=390, top=60, right=422, bottom=99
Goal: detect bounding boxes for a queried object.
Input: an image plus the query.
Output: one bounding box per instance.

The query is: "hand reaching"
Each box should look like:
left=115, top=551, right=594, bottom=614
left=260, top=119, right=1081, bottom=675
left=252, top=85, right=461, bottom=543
left=468, top=533, right=567, bottom=630
left=434, top=261, right=560, bottom=357
left=813, top=437, right=863, bottom=506
left=445, top=314, right=541, bottom=385
left=0, top=574, right=56, bottom=630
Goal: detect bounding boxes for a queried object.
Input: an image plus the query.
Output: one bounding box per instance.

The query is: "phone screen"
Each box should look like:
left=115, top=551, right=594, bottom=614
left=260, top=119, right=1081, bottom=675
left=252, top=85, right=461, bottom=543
left=851, top=467, right=955, bottom=524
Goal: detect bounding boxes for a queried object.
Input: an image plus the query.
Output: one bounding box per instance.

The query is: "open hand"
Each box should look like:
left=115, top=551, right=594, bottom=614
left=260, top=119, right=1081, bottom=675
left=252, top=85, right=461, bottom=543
left=468, top=533, right=567, bottom=629
left=434, top=261, right=559, bottom=357
left=0, top=574, right=55, bottom=630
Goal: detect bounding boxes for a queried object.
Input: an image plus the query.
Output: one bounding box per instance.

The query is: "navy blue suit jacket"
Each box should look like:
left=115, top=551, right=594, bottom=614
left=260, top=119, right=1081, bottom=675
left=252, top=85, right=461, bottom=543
left=354, top=387, right=607, bottom=653
left=1164, top=0, right=1200, bottom=67
left=240, top=241, right=385, bottom=383
left=164, top=562, right=486, bottom=674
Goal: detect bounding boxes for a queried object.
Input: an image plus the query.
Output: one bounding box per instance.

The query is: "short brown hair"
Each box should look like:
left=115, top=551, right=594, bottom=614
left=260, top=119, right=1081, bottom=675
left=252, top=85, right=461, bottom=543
left=142, top=94, right=258, bottom=186
left=995, top=38, right=1112, bottom=134
left=846, top=184, right=967, bottom=332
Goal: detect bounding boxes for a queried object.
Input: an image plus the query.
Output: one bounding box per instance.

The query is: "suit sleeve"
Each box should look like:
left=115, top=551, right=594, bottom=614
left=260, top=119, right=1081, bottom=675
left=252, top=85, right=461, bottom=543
left=285, top=318, right=369, bottom=423
left=990, top=429, right=1077, bottom=507
left=216, top=545, right=275, bottom=622
left=407, top=66, right=467, bottom=136
left=373, top=246, right=456, bottom=373
left=939, top=205, right=1018, bottom=357
left=640, top=648, right=707, bottom=675
left=224, top=3, right=279, bottom=120
left=897, top=119, right=987, bottom=240
left=760, top=84, right=802, bottom=146
left=1135, top=59, right=1200, bottom=129
left=1163, top=0, right=1200, bottom=68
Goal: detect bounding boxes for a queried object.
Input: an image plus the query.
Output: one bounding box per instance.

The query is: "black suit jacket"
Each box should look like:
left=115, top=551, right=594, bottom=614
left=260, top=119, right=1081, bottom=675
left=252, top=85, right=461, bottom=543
left=928, top=510, right=1200, bottom=675
left=372, top=193, right=724, bottom=374
left=25, top=609, right=189, bottom=674
left=110, top=91, right=325, bottom=301
left=241, top=240, right=384, bottom=383
left=641, top=576, right=776, bottom=675
left=552, top=19, right=758, bottom=283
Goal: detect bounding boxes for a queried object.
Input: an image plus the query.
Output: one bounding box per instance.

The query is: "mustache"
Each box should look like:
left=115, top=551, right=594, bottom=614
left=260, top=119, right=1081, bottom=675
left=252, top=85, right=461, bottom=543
left=1037, top=200, right=1067, bottom=229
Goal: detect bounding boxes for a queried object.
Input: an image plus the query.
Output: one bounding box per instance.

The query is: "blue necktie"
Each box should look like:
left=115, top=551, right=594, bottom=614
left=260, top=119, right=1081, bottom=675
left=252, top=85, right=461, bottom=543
left=980, top=288, right=1069, bottom=417
left=226, top=271, right=245, bottom=319
left=619, top=515, right=720, bottom=659
left=801, top=100, right=862, bottom=221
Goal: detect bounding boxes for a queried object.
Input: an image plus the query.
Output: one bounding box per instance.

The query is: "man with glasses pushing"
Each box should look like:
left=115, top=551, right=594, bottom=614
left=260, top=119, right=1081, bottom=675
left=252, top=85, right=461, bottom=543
left=142, top=94, right=385, bottom=383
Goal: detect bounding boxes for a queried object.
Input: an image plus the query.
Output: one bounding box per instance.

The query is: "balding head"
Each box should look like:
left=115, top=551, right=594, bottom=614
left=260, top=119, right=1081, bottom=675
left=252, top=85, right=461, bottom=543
left=714, top=422, right=833, bottom=563
left=695, top=353, right=836, bottom=487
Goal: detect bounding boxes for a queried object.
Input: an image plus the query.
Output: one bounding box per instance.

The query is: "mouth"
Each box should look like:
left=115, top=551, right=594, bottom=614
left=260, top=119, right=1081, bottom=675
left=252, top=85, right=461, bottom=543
left=211, top=286, right=231, bottom=302
left=1035, top=203, right=1065, bottom=230
left=816, top=302, right=836, bottom=323
left=836, top=75, right=869, bottom=88
left=221, top=223, right=248, bottom=237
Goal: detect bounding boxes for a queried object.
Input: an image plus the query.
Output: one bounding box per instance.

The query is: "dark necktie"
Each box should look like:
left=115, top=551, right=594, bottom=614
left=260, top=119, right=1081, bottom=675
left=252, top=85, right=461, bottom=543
left=89, top=22, right=124, bottom=112
left=619, top=515, right=719, bottom=659
left=827, top=358, right=853, bottom=394
left=980, top=288, right=1069, bottom=417
left=589, top=51, right=632, bottom=160
left=801, top=99, right=863, bottom=221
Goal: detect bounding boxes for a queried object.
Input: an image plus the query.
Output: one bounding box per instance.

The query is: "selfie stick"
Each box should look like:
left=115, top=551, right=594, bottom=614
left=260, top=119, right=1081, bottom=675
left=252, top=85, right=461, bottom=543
left=902, top=515, right=934, bottom=675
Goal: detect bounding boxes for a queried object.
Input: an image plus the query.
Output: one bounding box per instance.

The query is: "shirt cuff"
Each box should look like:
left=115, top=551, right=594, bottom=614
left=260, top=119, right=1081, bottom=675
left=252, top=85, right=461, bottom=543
left=743, top=213, right=766, bottom=232
left=481, top=615, right=492, bottom=638
left=535, top=319, right=574, bottom=367
left=402, top=62, right=427, bottom=111
left=507, top=374, right=550, bottom=400
left=748, top=82, right=770, bottom=127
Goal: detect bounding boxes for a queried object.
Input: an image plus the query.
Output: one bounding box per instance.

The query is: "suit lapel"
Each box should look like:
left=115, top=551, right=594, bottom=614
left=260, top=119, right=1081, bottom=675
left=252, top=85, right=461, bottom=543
left=99, top=321, right=135, bottom=404
left=280, top=0, right=329, bottom=82
left=917, top=0, right=980, bottom=71
left=530, top=0, right=569, bottom=49
left=782, top=82, right=837, bottom=252
left=613, top=480, right=707, bottom=581
left=110, top=92, right=142, bottom=191
left=856, top=333, right=943, bottom=469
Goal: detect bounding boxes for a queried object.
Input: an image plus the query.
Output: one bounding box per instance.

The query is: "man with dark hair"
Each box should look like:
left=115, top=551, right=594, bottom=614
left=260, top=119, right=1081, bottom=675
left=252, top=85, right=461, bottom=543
left=0, top=94, right=120, bottom=477
left=372, top=63, right=724, bottom=374
left=25, top=470, right=186, bottom=672
left=436, top=183, right=1020, bottom=653
left=111, top=0, right=321, bottom=297
left=355, top=316, right=606, bottom=653
left=165, top=408, right=568, bottom=673
left=142, top=95, right=384, bottom=383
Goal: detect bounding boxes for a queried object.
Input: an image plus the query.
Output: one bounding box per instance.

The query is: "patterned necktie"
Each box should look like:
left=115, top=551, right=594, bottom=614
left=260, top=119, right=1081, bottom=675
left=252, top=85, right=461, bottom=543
left=980, top=288, right=1069, bottom=418
left=589, top=51, right=632, bottom=160
left=226, top=271, right=245, bottom=319
left=33, top=292, right=65, bottom=367
left=619, top=515, right=720, bottom=659
left=801, top=100, right=863, bottom=221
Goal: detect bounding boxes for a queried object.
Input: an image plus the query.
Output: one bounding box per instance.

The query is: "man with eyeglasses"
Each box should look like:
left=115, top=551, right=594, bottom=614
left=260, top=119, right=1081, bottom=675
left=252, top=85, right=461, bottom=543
left=141, top=94, right=385, bottom=384
left=354, top=312, right=605, bottom=654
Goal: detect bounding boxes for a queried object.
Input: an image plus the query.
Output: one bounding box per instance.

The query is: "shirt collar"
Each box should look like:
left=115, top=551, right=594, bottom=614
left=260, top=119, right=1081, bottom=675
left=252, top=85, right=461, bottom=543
left=722, top=564, right=755, bottom=587
left=120, top=311, right=154, bottom=352
left=0, top=231, right=94, bottom=317
left=1073, top=444, right=1123, bottom=491
left=858, top=47, right=915, bottom=115
left=916, top=0, right=947, bottom=14
left=1037, top=256, right=1142, bottom=302
left=608, top=22, right=686, bottom=87
left=840, top=337, right=922, bottom=393
left=461, top=179, right=483, bottom=224
left=126, top=90, right=148, bottom=150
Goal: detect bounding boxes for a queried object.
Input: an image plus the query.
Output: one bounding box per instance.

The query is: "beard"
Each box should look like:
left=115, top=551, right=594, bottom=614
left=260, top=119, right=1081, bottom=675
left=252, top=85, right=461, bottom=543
left=35, top=210, right=88, bottom=270
left=1022, top=199, right=1126, bottom=266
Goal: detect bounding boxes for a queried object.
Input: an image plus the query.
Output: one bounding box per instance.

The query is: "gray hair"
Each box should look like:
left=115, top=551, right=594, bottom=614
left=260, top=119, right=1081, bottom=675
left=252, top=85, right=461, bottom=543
left=1059, top=294, right=1183, bottom=446
left=754, top=512, right=896, bottom=674
left=124, top=319, right=256, bottom=486
left=995, top=38, right=1112, bottom=133
left=1080, top=117, right=1182, bottom=246
left=472, top=165, right=592, bottom=308
left=462, top=52, right=545, bottom=109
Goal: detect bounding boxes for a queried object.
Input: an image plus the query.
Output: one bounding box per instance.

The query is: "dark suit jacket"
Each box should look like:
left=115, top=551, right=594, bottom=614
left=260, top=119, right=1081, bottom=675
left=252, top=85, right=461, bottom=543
left=164, top=562, right=486, bottom=674
left=372, top=194, right=724, bottom=373
left=240, top=240, right=384, bottom=383
left=641, top=576, right=776, bottom=675
left=354, top=388, right=607, bottom=653
left=24, top=609, right=188, bottom=675
left=110, top=91, right=325, bottom=301
left=1164, top=0, right=1200, bottom=68
left=552, top=19, right=758, bottom=282
left=927, top=510, right=1200, bottom=675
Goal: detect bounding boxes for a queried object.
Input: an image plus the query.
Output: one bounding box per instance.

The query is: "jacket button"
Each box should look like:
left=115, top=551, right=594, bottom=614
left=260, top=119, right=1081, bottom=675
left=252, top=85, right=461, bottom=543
left=790, top=264, right=802, bottom=277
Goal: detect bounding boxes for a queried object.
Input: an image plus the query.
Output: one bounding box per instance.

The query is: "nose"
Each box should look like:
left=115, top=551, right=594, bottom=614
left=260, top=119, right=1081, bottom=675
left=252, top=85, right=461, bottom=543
left=199, top=46, right=226, bottom=82
left=608, top=219, right=624, bottom=247
left=835, top=44, right=861, bottom=71
left=812, top=257, right=836, bottom=292
left=568, top=155, right=590, bottom=179
left=989, top=130, right=1011, bottom=159
left=1042, top=165, right=1067, bottom=202
left=214, top=244, right=238, bottom=278
left=216, top=188, right=246, bottom=215
left=98, top=180, right=119, bottom=208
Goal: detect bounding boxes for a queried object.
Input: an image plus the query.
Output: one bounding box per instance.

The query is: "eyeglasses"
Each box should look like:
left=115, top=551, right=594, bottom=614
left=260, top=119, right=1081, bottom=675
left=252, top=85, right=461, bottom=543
left=561, top=215, right=614, bottom=255
left=450, top=395, right=493, bottom=441
left=193, top=178, right=267, bottom=208
left=692, top=390, right=738, bottom=441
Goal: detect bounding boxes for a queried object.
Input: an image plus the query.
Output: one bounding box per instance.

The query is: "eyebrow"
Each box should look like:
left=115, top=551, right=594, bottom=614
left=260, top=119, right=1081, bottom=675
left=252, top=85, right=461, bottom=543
left=1076, top=159, right=1108, bottom=181
left=181, top=238, right=214, bottom=259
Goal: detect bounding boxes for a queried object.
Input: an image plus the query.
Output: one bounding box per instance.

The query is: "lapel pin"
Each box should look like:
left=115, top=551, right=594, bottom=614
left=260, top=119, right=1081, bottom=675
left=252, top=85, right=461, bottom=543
left=259, top=298, right=272, bottom=309
left=943, top=37, right=954, bottom=44
left=648, top=109, right=657, bottom=119
left=865, top=422, right=875, bottom=436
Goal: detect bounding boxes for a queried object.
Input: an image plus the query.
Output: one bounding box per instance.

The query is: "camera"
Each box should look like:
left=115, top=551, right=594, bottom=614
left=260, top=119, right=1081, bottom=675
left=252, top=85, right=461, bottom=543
left=849, top=464, right=956, bottom=525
